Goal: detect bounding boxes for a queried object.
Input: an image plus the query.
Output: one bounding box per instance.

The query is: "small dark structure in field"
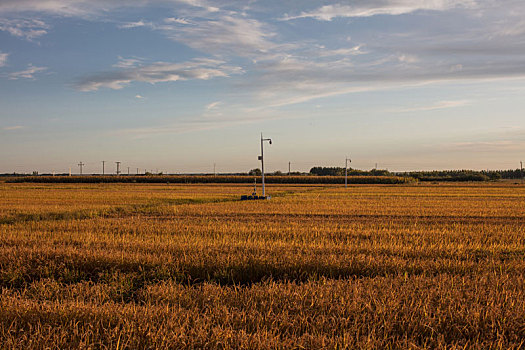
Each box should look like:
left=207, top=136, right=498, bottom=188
left=241, top=178, right=270, bottom=200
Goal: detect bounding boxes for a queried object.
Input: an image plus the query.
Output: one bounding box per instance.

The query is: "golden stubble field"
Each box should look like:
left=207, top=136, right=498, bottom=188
left=1, top=182, right=525, bottom=349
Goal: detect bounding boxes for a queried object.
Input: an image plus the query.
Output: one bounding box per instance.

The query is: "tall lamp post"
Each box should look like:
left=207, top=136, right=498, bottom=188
left=520, top=161, right=523, bottom=183
left=345, top=157, right=351, bottom=188
left=259, top=133, right=272, bottom=197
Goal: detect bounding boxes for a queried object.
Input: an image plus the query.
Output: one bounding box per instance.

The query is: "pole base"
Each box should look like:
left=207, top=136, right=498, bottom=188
left=240, top=195, right=270, bottom=200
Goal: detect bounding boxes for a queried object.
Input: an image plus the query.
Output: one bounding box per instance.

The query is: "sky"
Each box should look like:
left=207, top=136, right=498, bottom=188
left=1, top=0, right=525, bottom=174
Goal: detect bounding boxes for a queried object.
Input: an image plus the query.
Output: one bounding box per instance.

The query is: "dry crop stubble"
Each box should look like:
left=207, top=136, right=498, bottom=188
left=1, top=182, right=525, bottom=348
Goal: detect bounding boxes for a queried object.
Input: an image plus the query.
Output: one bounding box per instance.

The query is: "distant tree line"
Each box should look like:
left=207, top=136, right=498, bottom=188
left=402, top=169, right=524, bottom=182
left=4, top=168, right=525, bottom=183
left=309, top=167, right=391, bottom=177
left=308, top=167, right=525, bottom=182
left=401, top=170, right=490, bottom=182
left=7, top=175, right=411, bottom=185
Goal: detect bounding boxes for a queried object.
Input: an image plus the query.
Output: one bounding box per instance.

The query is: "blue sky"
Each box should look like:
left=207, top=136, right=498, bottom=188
left=1, top=0, right=525, bottom=174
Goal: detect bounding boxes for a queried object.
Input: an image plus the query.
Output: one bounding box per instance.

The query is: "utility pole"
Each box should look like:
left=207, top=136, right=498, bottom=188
left=259, top=133, right=272, bottom=197
left=345, top=157, right=351, bottom=188
left=78, top=161, right=84, bottom=175
left=102, top=161, right=106, bottom=175
left=127, top=167, right=130, bottom=175
left=136, top=168, right=139, bottom=175
left=115, top=162, right=121, bottom=176
left=521, top=161, right=523, bottom=184
left=288, top=161, right=291, bottom=175
left=214, top=163, right=216, bottom=176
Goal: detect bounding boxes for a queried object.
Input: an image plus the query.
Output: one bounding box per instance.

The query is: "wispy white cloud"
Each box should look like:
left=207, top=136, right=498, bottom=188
left=448, top=140, right=525, bottom=152
left=159, top=14, right=277, bottom=57
left=135, top=94, right=144, bottom=99
left=317, top=45, right=367, bottom=57
left=164, top=17, right=191, bottom=25
left=113, top=57, right=143, bottom=68
left=283, top=1, right=477, bottom=21
left=0, top=52, right=8, bottom=67
left=75, top=58, right=243, bottom=91
left=0, top=0, right=220, bottom=18
left=0, top=18, right=49, bottom=40
left=206, top=101, right=221, bottom=110
left=118, top=20, right=151, bottom=29
left=394, top=100, right=470, bottom=113
left=3, top=125, right=24, bottom=130
left=8, top=64, right=47, bottom=79
left=114, top=108, right=286, bottom=136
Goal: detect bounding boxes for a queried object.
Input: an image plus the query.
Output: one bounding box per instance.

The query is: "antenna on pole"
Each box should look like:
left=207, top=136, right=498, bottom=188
left=345, top=157, right=351, bottom=188
left=78, top=161, right=84, bottom=175
left=115, top=162, right=121, bottom=176
left=259, top=133, right=272, bottom=198
left=102, top=161, right=106, bottom=175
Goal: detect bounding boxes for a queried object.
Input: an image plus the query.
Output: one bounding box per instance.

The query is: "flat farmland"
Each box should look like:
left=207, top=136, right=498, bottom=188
left=1, top=182, right=525, bottom=349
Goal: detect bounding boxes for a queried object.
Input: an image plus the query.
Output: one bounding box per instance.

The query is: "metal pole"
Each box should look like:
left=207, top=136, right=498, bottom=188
left=102, top=161, right=105, bottom=175
left=261, top=133, right=265, bottom=197
left=288, top=161, right=291, bottom=175
left=521, top=161, right=523, bottom=184
left=259, top=133, right=272, bottom=197
left=345, top=157, right=351, bottom=188
left=345, top=158, right=347, bottom=188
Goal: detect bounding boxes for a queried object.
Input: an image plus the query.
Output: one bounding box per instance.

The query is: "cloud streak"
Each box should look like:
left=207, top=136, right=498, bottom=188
left=0, top=0, right=220, bottom=18
left=394, top=100, right=470, bottom=113
left=8, top=64, right=47, bottom=79
left=3, top=125, right=24, bottom=130
left=74, top=58, right=243, bottom=91
left=0, top=18, right=49, bottom=40
left=159, top=14, right=278, bottom=58
left=0, top=52, right=8, bottom=67
left=283, top=1, right=477, bottom=21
